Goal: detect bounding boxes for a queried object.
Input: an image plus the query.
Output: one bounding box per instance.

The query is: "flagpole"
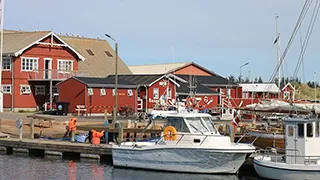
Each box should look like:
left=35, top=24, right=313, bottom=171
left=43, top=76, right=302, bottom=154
left=275, top=15, right=281, bottom=99
left=0, top=0, right=4, bottom=113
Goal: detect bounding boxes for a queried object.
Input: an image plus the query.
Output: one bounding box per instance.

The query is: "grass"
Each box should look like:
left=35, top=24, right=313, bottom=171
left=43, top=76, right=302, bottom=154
left=292, top=82, right=320, bottom=100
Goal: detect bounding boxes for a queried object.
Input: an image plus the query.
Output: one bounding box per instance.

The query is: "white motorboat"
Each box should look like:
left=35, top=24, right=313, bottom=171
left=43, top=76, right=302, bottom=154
left=254, top=116, right=320, bottom=180
left=112, top=113, right=255, bottom=174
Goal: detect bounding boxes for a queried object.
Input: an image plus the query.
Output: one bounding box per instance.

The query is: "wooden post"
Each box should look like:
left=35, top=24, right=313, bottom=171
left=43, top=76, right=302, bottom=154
left=70, top=130, right=75, bottom=142
left=230, top=121, right=235, bottom=143
left=0, top=118, right=2, bottom=131
left=30, top=119, right=34, bottom=139
left=115, top=122, right=123, bottom=144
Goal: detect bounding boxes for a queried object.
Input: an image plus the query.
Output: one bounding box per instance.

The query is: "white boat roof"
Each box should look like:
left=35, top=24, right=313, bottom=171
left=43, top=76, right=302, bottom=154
left=161, top=112, right=212, bottom=118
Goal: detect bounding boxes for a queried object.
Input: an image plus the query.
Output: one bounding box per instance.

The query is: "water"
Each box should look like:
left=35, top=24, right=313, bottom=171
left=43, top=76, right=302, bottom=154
left=0, top=154, right=260, bottom=180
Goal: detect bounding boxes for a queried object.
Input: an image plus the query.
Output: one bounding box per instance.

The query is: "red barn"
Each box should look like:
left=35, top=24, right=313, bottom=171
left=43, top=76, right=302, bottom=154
left=281, top=83, right=295, bottom=101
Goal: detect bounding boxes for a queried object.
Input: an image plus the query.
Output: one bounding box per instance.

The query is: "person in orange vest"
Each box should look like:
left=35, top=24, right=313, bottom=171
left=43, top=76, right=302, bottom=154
left=63, top=117, right=77, bottom=139
left=91, top=129, right=105, bottom=144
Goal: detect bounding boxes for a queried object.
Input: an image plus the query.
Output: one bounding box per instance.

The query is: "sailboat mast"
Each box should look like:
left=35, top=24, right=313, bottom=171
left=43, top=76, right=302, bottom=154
left=275, top=15, right=281, bottom=99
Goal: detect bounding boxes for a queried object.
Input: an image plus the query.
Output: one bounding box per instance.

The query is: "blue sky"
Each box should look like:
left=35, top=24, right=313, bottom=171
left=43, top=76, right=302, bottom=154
left=4, top=0, right=320, bottom=82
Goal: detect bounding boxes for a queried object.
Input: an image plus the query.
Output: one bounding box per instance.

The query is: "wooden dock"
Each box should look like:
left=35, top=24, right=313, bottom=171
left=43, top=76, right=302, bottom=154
left=0, top=138, right=112, bottom=161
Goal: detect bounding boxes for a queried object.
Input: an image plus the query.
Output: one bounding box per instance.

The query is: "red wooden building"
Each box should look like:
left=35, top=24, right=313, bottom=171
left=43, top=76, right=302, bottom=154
left=57, top=74, right=220, bottom=114
left=1, top=30, right=131, bottom=111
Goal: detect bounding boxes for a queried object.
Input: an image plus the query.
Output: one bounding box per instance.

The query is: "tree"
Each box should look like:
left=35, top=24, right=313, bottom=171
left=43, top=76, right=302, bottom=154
left=244, top=77, right=250, bottom=83
left=258, top=76, right=263, bottom=83
left=228, top=75, right=236, bottom=84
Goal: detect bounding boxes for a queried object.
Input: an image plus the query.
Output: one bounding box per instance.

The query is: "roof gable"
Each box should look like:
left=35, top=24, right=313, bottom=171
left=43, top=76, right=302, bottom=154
left=282, top=82, right=296, bottom=91
left=128, top=62, right=217, bottom=76
left=3, top=31, right=84, bottom=60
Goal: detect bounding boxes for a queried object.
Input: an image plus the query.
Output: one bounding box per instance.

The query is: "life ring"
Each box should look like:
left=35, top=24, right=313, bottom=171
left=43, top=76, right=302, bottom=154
left=163, top=126, right=177, bottom=141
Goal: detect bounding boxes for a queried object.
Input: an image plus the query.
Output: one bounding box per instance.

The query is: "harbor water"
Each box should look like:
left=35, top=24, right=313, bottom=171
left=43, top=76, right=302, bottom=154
left=0, top=154, right=259, bottom=180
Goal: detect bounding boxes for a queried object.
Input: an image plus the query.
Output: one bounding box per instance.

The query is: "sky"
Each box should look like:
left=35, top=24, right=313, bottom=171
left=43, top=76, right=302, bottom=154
left=4, top=0, right=320, bottom=82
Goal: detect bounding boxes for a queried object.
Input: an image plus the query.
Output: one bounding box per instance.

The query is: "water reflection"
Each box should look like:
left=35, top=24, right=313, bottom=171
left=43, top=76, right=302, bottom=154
left=112, top=167, right=239, bottom=180
left=0, top=154, right=256, bottom=180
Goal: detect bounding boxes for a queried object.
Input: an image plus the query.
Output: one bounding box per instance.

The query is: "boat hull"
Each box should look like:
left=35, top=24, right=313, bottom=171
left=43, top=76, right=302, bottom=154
left=112, top=146, right=250, bottom=174
left=254, top=158, right=320, bottom=180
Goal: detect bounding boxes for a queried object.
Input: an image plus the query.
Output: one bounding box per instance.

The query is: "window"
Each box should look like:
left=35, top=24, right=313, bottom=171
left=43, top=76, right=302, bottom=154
left=316, top=122, right=319, bottom=137
left=112, top=89, right=117, bottom=96
left=104, top=51, right=113, bottom=57
left=288, top=126, right=294, bottom=137
left=21, top=57, right=38, bottom=71
left=167, top=117, right=189, bottom=133
left=86, top=49, right=94, bottom=56
left=88, top=88, right=93, bottom=96
left=167, top=88, right=172, bottom=99
left=153, top=88, right=159, bottom=99
left=298, top=123, right=304, bottom=138
left=2, top=85, right=11, bottom=94
left=128, top=89, right=133, bottom=97
left=2, top=57, right=11, bottom=71
left=58, top=60, right=73, bottom=72
left=283, top=91, right=290, bottom=99
left=307, top=123, right=313, bottom=137
left=52, top=86, right=59, bottom=94
left=35, top=86, right=45, bottom=95
left=100, top=88, right=106, bottom=96
left=20, top=85, right=31, bottom=95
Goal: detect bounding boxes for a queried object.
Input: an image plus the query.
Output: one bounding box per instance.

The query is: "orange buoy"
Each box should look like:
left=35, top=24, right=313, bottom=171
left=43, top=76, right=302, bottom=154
left=163, top=126, right=177, bottom=141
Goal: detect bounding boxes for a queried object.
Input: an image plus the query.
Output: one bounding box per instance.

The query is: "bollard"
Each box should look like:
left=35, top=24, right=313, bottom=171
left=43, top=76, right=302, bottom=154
left=70, top=130, right=75, bottom=142
left=0, top=118, right=2, bottom=131
left=115, top=121, right=123, bottom=145
left=104, top=120, right=108, bottom=144
left=16, top=118, right=23, bottom=139
left=30, top=119, right=34, bottom=139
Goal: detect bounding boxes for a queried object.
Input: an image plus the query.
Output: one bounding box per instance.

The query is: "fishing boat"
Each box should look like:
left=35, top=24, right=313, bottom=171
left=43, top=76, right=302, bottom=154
left=243, top=128, right=285, bottom=149
left=253, top=116, right=320, bottom=180
left=112, top=112, right=255, bottom=174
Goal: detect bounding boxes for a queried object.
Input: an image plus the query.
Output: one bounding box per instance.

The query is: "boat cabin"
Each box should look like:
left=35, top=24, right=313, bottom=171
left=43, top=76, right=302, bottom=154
left=285, top=117, right=320, bottom=164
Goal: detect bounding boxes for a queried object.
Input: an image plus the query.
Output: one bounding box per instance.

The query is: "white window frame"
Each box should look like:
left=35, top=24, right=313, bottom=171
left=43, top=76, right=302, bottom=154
left=88, top=88, right=93, bottom=96
left=2, top=84, right=11, bottom=94
left=57, top=59, right=73, bottom=73
left=128, top=89, right=133, bottom=97
left=35, top=85, right=46, bottom=95
left=2, top=57, right=11, bottom=71
left=112, top=89, right=116, bottom=96
left=100, top=88, right=106, bottom=96
left=21, top=57, right=38, bottom=72
left=20, top=85, right=31, bottom=95
left=153, top=88, right=159, bottom=99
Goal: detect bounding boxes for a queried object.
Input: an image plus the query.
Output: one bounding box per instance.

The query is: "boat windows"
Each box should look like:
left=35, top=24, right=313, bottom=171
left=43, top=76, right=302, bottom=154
left=298, top=124, right=304, bottom=138
left=202, top=117, right=217, bottom=134
left=307, top=123, right=313, bottom=138
left=167, top=117, right=189, bottom=133
left=316, top=122, right=320, bottom=138
left=288, top=126, right=294, bottom=137
left=185, top=117, right=210, bottom=134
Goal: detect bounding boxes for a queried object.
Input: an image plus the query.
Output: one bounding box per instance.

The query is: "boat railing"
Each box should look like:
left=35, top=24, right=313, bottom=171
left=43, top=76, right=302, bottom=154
left=255, top=147, right=320, bottom=164
left=156, top=133, right=220, bottom=146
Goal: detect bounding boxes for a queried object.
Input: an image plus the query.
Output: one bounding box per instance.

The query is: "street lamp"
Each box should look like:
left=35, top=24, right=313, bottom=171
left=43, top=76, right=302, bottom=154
left=314, top=72, right=317, bottom=100
left=105, top=33, right=118, bottom=124
left=240, top=62, right=250, bottom=83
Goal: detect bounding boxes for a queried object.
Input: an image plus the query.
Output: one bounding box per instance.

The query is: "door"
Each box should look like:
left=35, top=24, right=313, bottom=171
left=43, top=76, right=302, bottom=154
left=44, top=58, right=52, bottom=79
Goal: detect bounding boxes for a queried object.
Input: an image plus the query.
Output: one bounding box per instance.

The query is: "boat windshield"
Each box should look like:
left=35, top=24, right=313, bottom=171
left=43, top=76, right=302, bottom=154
left=185, top=117, right=210, bottom=134
left=202, top=117, right=217, bottom=134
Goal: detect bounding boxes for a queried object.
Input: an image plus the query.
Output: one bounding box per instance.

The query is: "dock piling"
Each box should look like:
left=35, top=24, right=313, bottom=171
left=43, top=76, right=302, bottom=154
left=30, top=119, right=34, bottom=139
left=0, top=118, right=2, bottom=131
left=115, top=121, right=123, bottom=144
left=70, top=131, right=75, bottom=142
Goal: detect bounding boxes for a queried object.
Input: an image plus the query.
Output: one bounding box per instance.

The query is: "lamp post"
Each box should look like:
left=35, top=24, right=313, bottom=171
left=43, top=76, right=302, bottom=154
left=240, top=62, right=250, bottom=83
left=105, top=33, right=118, bottom=124
left=314, top=72, right=317, bottom=100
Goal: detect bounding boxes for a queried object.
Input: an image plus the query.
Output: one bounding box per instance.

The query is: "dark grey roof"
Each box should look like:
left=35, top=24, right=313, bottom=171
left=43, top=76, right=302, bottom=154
left=177, top=75, right=238, bottom=87
left=73, top=76, right=136, bottom=88
left=107, top=74, right=163, bottom=85
left=177, top=82, right=219, bottom=95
